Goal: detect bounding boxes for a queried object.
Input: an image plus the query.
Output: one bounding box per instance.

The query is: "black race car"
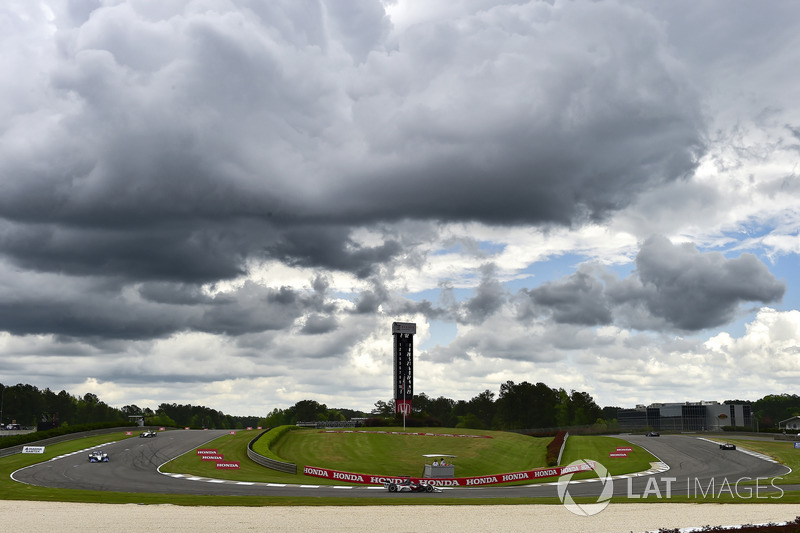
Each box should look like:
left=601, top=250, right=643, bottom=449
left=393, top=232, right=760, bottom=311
left=719, top=443, right=736, bottom=450
left=140, top=430, right=157, bottom=438
left=384, top=477, right=442, bottom=493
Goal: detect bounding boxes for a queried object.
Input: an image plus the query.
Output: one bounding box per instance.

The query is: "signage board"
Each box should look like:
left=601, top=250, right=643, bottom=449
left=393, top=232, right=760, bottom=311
left=303, top=461, right=595, bottom=486
left=22, top=446, right=45, bottom=454
left=393, top=322, right=415, bottom=415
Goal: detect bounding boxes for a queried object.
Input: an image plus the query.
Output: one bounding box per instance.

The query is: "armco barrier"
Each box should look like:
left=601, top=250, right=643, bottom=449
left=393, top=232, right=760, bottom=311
left=247, top=428, right=297, bottom=474
left=0, top=426, right=154, bottom=459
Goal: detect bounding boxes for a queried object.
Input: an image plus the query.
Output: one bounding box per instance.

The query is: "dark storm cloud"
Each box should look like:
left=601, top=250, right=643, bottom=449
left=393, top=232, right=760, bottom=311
left=521, top=235, right=785, bottom=331
left=0, top=220, right=258, bottom=283
left=267, top=226, right=403, bottom=279
left=456, top=264, right=507, bottom=325
left=623, top=235, right=785, bottom=330
left=353, top=282, right=390, bottom=314
left=0, top=276, right=317, bottom=340
left=0, top=0, right=704, bottom=290
left=300, top=314, right=339, bottom=335
left=523, top=267, right=612, bottom=326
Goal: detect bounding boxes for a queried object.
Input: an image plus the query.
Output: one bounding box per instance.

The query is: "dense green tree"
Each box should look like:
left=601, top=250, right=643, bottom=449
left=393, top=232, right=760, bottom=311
left=569, top=390, right=602, bottom=426
left=495, top=381, right=560, bottom=430
left=371, top=400, right=394, bottom=417
left=749, top=394, right=800, bottom=428
left=467, top=390, right=496, bottom=429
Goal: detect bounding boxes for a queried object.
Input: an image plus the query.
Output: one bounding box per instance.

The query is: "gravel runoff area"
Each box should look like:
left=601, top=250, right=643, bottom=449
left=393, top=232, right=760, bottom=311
left=3, top=502, right=799, bottom=532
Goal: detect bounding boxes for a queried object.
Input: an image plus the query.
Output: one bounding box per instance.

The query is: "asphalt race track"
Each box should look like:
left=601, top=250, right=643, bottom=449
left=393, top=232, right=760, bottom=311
left=11, top=431, right=792, bottom=500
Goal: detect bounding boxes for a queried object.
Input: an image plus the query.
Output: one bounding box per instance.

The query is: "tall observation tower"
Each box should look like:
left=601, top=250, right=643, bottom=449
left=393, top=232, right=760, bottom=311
left=392, top=322, right=416, bottom=416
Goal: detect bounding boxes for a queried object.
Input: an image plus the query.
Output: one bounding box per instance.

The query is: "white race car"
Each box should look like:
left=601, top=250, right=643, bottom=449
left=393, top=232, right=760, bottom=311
left=384, top=477, right=442, bottom=493
left=88, top=451, right=109, bottom=463
left=139, top=430, right=157, bottom=438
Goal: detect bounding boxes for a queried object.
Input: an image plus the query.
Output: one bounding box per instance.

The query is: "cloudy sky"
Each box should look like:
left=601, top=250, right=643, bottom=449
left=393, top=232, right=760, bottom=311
left=2, top=0, right=799, bottom=417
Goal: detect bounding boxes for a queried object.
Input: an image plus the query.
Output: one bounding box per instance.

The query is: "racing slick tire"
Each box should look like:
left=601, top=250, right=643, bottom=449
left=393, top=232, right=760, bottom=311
left=388, top=484, right=397, bottom=492
left=425, top=484, right=434, bottom=493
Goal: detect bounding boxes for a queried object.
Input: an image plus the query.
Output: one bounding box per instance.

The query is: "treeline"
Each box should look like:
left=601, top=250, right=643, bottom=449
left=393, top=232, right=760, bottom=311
left=0, top=383, right=124, bottom=428
left=0, top=383, right=257, bottom=430
left=738, top=394, right=800, bottom=428
left=5, top=381, right=798, bottom=433
left=264, top=383, right=800, bottom=432
left=383, top=381, right=608, bottom=430
left=151, top=403, right=261, bottom=430
left=261, top=399, right=367, bottom=427
left=263, top=381, right=613, bottom=432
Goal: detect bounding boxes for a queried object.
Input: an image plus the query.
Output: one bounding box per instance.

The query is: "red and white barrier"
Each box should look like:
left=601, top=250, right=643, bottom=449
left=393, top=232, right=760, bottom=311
left=318, top=430, right=492, bottom=439
left=302, top=461, right=595, bottom=487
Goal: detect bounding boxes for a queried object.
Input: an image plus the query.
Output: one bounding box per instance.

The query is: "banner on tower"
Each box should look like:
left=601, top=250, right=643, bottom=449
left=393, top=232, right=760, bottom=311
left=392, top=322, right=415, bottom=415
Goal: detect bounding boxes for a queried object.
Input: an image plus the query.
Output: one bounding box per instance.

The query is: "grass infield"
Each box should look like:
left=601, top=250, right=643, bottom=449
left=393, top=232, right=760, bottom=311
left=1, top=429, right=798, bottom=505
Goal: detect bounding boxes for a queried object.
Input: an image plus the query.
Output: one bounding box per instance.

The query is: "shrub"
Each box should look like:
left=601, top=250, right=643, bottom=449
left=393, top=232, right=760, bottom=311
left=546, top=431, right=567, bottom=466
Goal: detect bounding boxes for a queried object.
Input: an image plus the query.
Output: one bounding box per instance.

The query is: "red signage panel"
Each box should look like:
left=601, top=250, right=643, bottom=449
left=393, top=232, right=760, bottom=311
left=302, top=462, right=595, bottom=486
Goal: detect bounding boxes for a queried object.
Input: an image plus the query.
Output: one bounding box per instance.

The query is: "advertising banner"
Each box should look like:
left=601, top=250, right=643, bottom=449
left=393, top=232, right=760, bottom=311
left=215, top=462, right=240, bottom=469
left=302, top=461, right=595, bottom=487
left=201, top=454, right=224, bottom=461
left=393, top=322, right=415, bottom=415
left=22, top=446, right=45, bottom=454
left=197, top=449, right=218, bottom=455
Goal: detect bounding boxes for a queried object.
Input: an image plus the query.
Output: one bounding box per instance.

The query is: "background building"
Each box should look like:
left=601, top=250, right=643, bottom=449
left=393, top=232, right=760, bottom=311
left=618, top=401, right=751, bottom=432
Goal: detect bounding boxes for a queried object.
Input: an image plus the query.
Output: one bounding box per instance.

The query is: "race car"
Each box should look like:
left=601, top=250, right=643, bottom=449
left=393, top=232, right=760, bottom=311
left=383, top=477, right=441, bottom=493
left=139, top=430, right=157, bottom=438
left=719, top=442, right=736, bottom=450
left=88, top=451, right=109, bottom=463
